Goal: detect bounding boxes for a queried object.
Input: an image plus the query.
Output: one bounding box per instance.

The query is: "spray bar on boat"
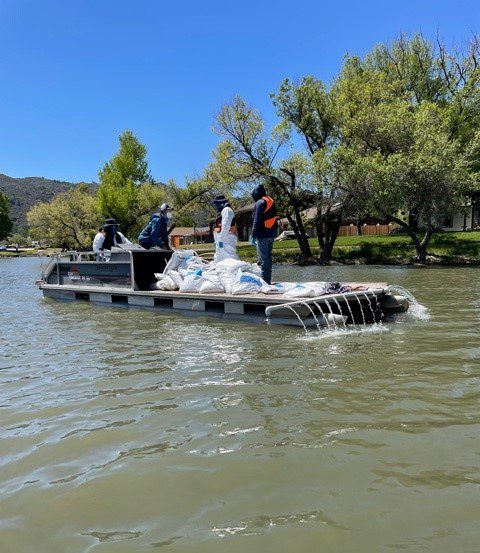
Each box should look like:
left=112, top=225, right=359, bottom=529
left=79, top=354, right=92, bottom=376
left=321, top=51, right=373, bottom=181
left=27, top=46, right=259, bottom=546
left=264, top=288, right=386, bottom=319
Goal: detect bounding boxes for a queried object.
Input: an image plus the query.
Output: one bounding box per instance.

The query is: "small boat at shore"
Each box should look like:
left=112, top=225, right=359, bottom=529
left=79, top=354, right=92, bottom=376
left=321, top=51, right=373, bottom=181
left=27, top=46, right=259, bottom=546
left=36, top=249, right=411, bottom=329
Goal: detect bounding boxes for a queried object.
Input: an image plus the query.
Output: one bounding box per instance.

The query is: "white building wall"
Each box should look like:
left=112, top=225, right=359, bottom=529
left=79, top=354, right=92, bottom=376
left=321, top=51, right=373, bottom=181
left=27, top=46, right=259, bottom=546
left=442, top=209, right=472, bottom=231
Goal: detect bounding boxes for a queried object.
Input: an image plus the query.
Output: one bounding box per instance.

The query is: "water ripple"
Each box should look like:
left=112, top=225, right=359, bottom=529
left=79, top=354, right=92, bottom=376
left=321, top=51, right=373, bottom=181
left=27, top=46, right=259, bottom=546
left=2, top=259, right=480, bottom=552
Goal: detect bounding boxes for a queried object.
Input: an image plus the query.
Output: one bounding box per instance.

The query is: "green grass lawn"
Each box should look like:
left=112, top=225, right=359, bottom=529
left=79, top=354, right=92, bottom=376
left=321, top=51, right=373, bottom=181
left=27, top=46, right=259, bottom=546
left=2, top=233, right=476, bottom=263
left=185, top=231, right=480, bottom=264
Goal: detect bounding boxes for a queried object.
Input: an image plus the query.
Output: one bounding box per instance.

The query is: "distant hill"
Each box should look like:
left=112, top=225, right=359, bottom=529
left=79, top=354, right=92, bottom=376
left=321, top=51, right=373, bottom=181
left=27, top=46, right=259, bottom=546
left=0, top=174, right=98, bottom=230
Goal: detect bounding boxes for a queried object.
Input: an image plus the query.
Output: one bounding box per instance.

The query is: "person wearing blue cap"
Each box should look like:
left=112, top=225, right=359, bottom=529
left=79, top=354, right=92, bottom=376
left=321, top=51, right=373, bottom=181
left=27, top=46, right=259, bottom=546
left=211, top=195, right=239, bottom=262
left=138, top=203, right=173, bottom=250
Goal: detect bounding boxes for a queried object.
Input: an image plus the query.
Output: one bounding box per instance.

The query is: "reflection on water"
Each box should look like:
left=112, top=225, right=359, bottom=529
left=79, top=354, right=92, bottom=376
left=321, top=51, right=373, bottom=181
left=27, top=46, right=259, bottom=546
left=1, top=258, right=480, bottom=552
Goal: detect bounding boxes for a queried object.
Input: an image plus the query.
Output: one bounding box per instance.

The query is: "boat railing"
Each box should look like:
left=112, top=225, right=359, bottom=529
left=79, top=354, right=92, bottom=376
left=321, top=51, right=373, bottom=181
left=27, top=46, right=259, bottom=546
left=38, top=250, right=121, bottom=283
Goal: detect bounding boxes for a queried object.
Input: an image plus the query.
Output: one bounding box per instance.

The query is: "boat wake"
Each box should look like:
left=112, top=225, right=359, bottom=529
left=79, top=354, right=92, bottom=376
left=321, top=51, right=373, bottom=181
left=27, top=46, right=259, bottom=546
left=299, top=322, right=390, bottom=341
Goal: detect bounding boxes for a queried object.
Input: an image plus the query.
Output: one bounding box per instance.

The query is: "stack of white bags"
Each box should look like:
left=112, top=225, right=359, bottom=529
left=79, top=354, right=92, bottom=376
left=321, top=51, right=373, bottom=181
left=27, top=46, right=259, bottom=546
left=152, top=250, right=333, bottom=298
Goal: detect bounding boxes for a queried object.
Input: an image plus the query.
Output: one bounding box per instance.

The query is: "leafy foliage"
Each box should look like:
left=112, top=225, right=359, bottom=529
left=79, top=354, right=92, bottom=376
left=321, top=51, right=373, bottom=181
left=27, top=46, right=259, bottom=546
left=97, top=130, right=161, bottom=235
left=8, top=233, right=31, bottom=248
left=333, top=34, right=480, bottom=261
left=0, top=191, right=13, bottom=240
left=272, top=76, right=353, bottom=261
left=28, top=185, right=100, bottom=249
left=210, top=95, right=314, bottom=258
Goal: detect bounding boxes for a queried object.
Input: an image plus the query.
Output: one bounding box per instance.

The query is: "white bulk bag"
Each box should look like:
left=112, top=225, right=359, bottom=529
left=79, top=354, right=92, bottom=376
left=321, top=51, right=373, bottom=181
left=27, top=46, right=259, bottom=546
left=199, top=272, right=225, bottom=293
left=169, top=270, right=183, bottom=289
left=214, top=258, right=251, bottom=274
left=260, top=282, right=288, bottom=294
left=163, top=250, right=199, bottom=275
left=249, top=263, right=262, bottom=276
left=179, top=268, right=203, bottom=293
left=151, top=275, right=177, bottom=291
left=230, top=272, right=266, bottom=295
left=303, top=281, right=329, bottom=296
left=283, top=283, right=315, bottom=298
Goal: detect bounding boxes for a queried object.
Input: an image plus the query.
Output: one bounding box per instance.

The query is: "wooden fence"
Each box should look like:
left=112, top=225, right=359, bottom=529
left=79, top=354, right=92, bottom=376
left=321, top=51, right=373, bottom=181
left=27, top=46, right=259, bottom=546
left=338, top=224, right=398, bottom=237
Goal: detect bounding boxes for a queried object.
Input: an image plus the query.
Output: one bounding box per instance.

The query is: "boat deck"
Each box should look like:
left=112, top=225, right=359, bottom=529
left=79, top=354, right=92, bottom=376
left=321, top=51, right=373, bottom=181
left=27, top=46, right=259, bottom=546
left=40, top=282, right=388, bottom=303
left=39, top=282, right=396, bottom=328
left=37, top=251, right=407, bottom=327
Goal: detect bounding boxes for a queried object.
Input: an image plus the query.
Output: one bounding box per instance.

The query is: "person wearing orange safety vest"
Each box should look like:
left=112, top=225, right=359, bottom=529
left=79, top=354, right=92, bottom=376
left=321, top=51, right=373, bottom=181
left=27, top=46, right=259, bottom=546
left=251, top=184, right=279, bottom=284
left=211, top=195, right=239, bottom=263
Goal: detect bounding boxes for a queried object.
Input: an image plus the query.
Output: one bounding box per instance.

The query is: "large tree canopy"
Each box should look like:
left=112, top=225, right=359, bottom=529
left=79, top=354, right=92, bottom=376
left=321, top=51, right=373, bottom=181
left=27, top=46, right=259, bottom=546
left=271, top=76, right=356, bottom=262
left=333, top=34, right=480, bottom=261
left=28, top=185, right=101, bottom=249
left=97, top=130, right=163, bottom=235
left=209, top=95, right=315, bottom=258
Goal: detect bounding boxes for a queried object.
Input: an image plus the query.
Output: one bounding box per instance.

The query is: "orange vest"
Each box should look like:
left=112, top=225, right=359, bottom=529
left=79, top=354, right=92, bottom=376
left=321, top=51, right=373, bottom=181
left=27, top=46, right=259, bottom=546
left=262, top=196, right=279, bottom=229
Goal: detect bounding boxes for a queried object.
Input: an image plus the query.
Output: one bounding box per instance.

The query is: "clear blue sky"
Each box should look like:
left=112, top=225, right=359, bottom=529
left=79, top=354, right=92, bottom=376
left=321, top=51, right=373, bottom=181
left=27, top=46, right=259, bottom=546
left=0, top=0, right=478, bottom=184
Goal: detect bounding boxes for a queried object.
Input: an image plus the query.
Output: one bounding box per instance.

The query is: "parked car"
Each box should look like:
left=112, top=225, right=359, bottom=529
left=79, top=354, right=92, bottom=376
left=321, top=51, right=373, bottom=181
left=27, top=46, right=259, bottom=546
left=0, top=245, right=6, bottom=251
left=274, top=230, right=297, bottom=242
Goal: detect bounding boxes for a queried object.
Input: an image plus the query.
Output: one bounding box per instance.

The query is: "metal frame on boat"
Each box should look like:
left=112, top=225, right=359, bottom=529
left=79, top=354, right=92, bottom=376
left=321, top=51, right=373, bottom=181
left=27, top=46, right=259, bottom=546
left=36, top=249, right=409, bottom=328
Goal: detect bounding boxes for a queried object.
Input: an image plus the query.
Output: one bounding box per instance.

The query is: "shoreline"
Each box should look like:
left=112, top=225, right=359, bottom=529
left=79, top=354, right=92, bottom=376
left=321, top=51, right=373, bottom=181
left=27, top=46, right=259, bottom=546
left=3, top=249, right=480, bottom=267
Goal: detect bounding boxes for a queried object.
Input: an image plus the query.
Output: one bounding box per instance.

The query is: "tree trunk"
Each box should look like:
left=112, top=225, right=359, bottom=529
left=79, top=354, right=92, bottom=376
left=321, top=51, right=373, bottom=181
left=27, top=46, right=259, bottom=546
left=418, top=227, right=433, bottom=263
left=317, top=219, right=331, bottom=263
left=287, top=213, right=312, bottom=259
left=387, top=214, right=433, bottom=263
left=316, top=211, right=342, bottom=264
left=405, top=227, right=434, bottom=263
left=316, top=218, right=326, bottom=258
left=326, top=217, right=342, bottom=260
left=290, top=202, right=312, bottom=258
left=417, top=243, right=427, bottom=263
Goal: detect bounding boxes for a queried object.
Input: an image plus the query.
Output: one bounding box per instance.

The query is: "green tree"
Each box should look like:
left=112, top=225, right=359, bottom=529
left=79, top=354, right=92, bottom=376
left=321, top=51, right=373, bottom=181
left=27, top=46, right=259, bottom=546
left=271, top=76, right=358, bottom=262
left=333, top=103, right=474, bottom=262
left=210, top=95, right=314, bottom=259
left=97, top=130, right=159, bottom=235
left=28, top=185, right=101, bottom=249
left=97, top=131, right=236, bottom=240
left=0, top=191, right=13, bottom=240
left=163, top=165, right=238, bottom=233
left=334, top=34, right=480, bottom=262
left=127, top=182, right=170, bottom=236
left=9, top=233, right=31, bottom=248
left=165, top=178, right=215, bottom=229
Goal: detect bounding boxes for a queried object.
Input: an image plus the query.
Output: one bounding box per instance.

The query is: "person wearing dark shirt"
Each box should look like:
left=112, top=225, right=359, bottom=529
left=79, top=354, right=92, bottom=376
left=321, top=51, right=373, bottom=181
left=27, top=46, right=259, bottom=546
left=251, top=184, right=279, bottom=284
left=92, top=218, right=132, bottom=253
left=138, top=203, right=173, bottom=250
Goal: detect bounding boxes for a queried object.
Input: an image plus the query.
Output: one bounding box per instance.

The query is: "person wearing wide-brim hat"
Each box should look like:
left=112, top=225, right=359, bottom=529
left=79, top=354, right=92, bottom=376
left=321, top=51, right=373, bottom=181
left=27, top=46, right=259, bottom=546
left=211, top=195, right=239, bottom=262
left=92, top=217, right=132, bottom=253
left=138, top=203, right=174, bottom=250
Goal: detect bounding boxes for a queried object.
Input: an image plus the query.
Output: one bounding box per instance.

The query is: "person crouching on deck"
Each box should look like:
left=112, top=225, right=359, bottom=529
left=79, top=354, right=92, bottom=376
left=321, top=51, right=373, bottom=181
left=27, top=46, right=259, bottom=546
left=212, top=195, right=239, bottom=262
left=251, top=184, right=279, bottom=284
left=138, top=203, right=173, bottom=250
left=93, top=218, right=132, bottom=254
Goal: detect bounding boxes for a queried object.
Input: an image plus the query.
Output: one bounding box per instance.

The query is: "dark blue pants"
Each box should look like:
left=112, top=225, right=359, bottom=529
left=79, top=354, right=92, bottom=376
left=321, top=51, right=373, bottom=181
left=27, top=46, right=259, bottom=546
left=256, top=237, right=275, bottom=284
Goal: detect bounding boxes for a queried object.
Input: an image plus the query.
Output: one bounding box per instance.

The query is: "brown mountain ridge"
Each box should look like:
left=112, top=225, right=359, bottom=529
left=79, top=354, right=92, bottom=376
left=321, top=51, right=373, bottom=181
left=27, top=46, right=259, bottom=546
left=0, top=174, right=97, bottom=230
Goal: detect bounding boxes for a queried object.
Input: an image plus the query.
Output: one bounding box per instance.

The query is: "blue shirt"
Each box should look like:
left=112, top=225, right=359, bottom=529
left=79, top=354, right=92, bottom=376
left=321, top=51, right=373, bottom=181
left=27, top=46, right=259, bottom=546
left=138, top=213, right=168, bottom=246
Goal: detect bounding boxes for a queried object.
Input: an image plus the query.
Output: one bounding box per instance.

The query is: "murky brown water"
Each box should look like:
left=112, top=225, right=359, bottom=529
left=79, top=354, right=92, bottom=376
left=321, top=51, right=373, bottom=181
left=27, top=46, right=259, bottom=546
left=1, top=257, right=480, bottom=552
